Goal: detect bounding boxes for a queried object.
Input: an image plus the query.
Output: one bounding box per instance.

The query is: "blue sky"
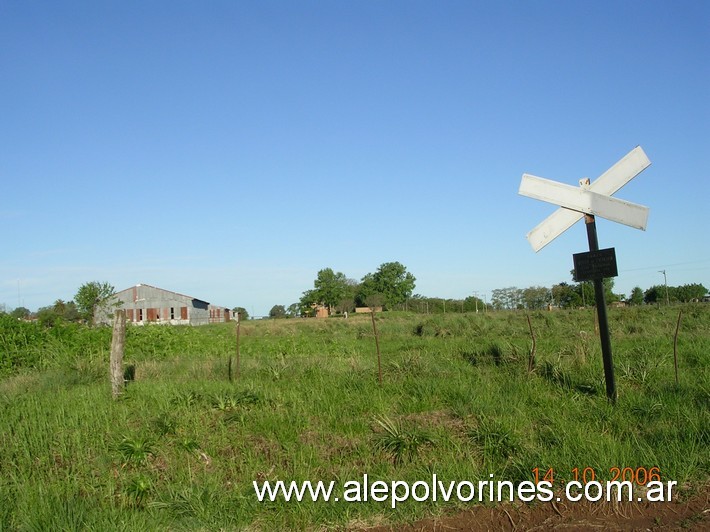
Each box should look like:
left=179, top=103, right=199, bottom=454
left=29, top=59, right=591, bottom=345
left=2, top=1, right=708, bottom=316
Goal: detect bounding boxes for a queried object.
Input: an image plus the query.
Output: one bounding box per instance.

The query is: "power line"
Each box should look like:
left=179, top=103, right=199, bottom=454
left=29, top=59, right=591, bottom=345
left=620, top=259, right=710, bottom=273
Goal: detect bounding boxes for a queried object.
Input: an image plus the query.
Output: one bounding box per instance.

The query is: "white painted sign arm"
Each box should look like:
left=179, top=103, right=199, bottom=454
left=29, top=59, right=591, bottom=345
left=521, top=146, right=651, bottom=252
left=519, top=174, right=649, bottom=230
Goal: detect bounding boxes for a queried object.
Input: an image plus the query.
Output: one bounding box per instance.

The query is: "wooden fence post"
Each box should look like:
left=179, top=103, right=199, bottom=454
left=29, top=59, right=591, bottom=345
left=371, top=310, right=382, bottom=386
left=673, top=309, right=682, bottom=386
left=231, top=312, right=241, bottom=381
left=526, top=313, right=536, bottom=373
left=111, top=309, right=126, bottom=399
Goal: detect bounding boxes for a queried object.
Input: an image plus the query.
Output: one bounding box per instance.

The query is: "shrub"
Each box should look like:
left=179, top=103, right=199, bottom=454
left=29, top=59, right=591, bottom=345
left=372, top=414, right=434, bottom=465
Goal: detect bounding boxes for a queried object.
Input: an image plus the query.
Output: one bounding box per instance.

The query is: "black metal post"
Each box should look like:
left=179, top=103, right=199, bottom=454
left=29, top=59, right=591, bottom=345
left=584, top=214, right=617, bottom=403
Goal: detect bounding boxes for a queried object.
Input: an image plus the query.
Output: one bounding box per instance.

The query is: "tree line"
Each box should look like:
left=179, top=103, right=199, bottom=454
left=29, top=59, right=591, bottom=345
left=266, top=261, right=417, bottom=318
left=3, top=274, right=707, bottom=324
left=265, top=263, right=708, bottom=317
left=491, top=280, right=707, bottom=311
left=2, top=281, right=116, bottom=325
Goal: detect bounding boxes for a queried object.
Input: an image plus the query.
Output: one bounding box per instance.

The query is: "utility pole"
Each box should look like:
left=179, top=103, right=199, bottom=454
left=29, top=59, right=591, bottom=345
left=659, top=270, right=670, bottom=305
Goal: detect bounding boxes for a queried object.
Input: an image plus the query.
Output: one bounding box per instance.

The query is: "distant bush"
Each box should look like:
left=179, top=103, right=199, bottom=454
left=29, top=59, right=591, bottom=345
left=0, top=315, right=110, bottom=376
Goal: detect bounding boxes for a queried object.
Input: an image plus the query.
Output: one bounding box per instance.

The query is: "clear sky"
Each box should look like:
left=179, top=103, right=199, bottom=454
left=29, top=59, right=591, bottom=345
left=2, top=1, right=708, bottom=317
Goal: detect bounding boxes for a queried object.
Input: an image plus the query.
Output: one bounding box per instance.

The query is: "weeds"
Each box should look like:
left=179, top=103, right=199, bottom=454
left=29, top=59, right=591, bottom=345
left=171, top=390, right=202, bottom=408
left=153, top=416, right=178, bottom=437
left=211, top=392, right=239, bottom=411
left=116, top=435, right=155, bottom=465
left=461, top=342, right=519, bottom=366
left=468, top=416, right=521, bottom=462
left=372, top=414, right=434, bottom=465
left=387, top=351, right=426, bottom=375
left=125, top=474, right=153, bottom=507
left=539, top=358, right=573, bottom=389
left=179, top=437, right=200, bottom=453
left=0, top=306, right=708, bottom=530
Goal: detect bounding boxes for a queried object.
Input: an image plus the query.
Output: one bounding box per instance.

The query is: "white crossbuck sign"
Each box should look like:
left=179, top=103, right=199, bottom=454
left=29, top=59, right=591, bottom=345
left=519, top=146, right=651, bottom=252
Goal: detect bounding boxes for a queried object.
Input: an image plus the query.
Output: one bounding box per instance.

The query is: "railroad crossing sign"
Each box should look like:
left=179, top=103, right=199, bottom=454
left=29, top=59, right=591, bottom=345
left=518, top=146, right=652, bottom=403
left=520, top=146, right=651, bottom=252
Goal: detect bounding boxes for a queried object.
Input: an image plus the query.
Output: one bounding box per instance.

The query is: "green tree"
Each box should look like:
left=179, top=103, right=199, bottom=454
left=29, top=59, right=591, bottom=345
left=335, top=278, right=359, bottom=313
left=522, top=286, right=551, bottom=310
left=490, top=287, right=523, bottom=310
left=552, top=282, right=581, bottom=308
left=10, top=306, right=30, bottom=320
left=312, top=268, right=351, bottom=314
left=676, top=283, right=708, bottom=302
left=644, top=285, right=666, bottom=304
left=355, top=273, right=377, bottom=307
left=299, top=269, right=357, bottom=315
left=356, top=262, right=415, bottom=309
left=36, top=306, right=59, bottom=327
left=232, top=306, right=249, bottom=320
left=57, top=299, right=79, bottom=321
left=570, top=270, right=618, bottom=306
left=463, top=295, right=485, bottom=312
left=628, top=287, right=644, bottom=306
left=298, top=289, right=318, bottom=317
left=36, top=299, right=80, bottom=327
left=576, top=281, right=595, bottom=307
left=74, top=281, right=116, bottom=325
left=269, top=305, right=286, bottom=319
left=364, top=293, right=385, bottom=310
left=645, top=282, right=707, bottom=304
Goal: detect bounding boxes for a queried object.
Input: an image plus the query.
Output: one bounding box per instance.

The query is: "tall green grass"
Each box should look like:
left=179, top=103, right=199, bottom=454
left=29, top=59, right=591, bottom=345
left=1, top=306, right=708, bottom=529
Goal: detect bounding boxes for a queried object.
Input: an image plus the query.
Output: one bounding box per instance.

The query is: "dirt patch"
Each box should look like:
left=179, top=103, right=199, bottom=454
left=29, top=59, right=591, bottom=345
left=299, top=429, right=360, bottom=461
left=363, top=484, right=709, bottom=531
left=401, top=410, right=467, bottom=435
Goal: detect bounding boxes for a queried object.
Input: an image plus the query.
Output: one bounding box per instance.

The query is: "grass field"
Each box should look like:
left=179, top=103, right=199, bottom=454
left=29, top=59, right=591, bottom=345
left=1, top=306, right=708, bottom=530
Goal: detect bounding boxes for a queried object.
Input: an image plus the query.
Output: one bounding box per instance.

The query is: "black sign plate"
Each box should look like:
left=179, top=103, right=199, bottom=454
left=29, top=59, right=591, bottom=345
left=573, top=248, right=618, bottom=281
